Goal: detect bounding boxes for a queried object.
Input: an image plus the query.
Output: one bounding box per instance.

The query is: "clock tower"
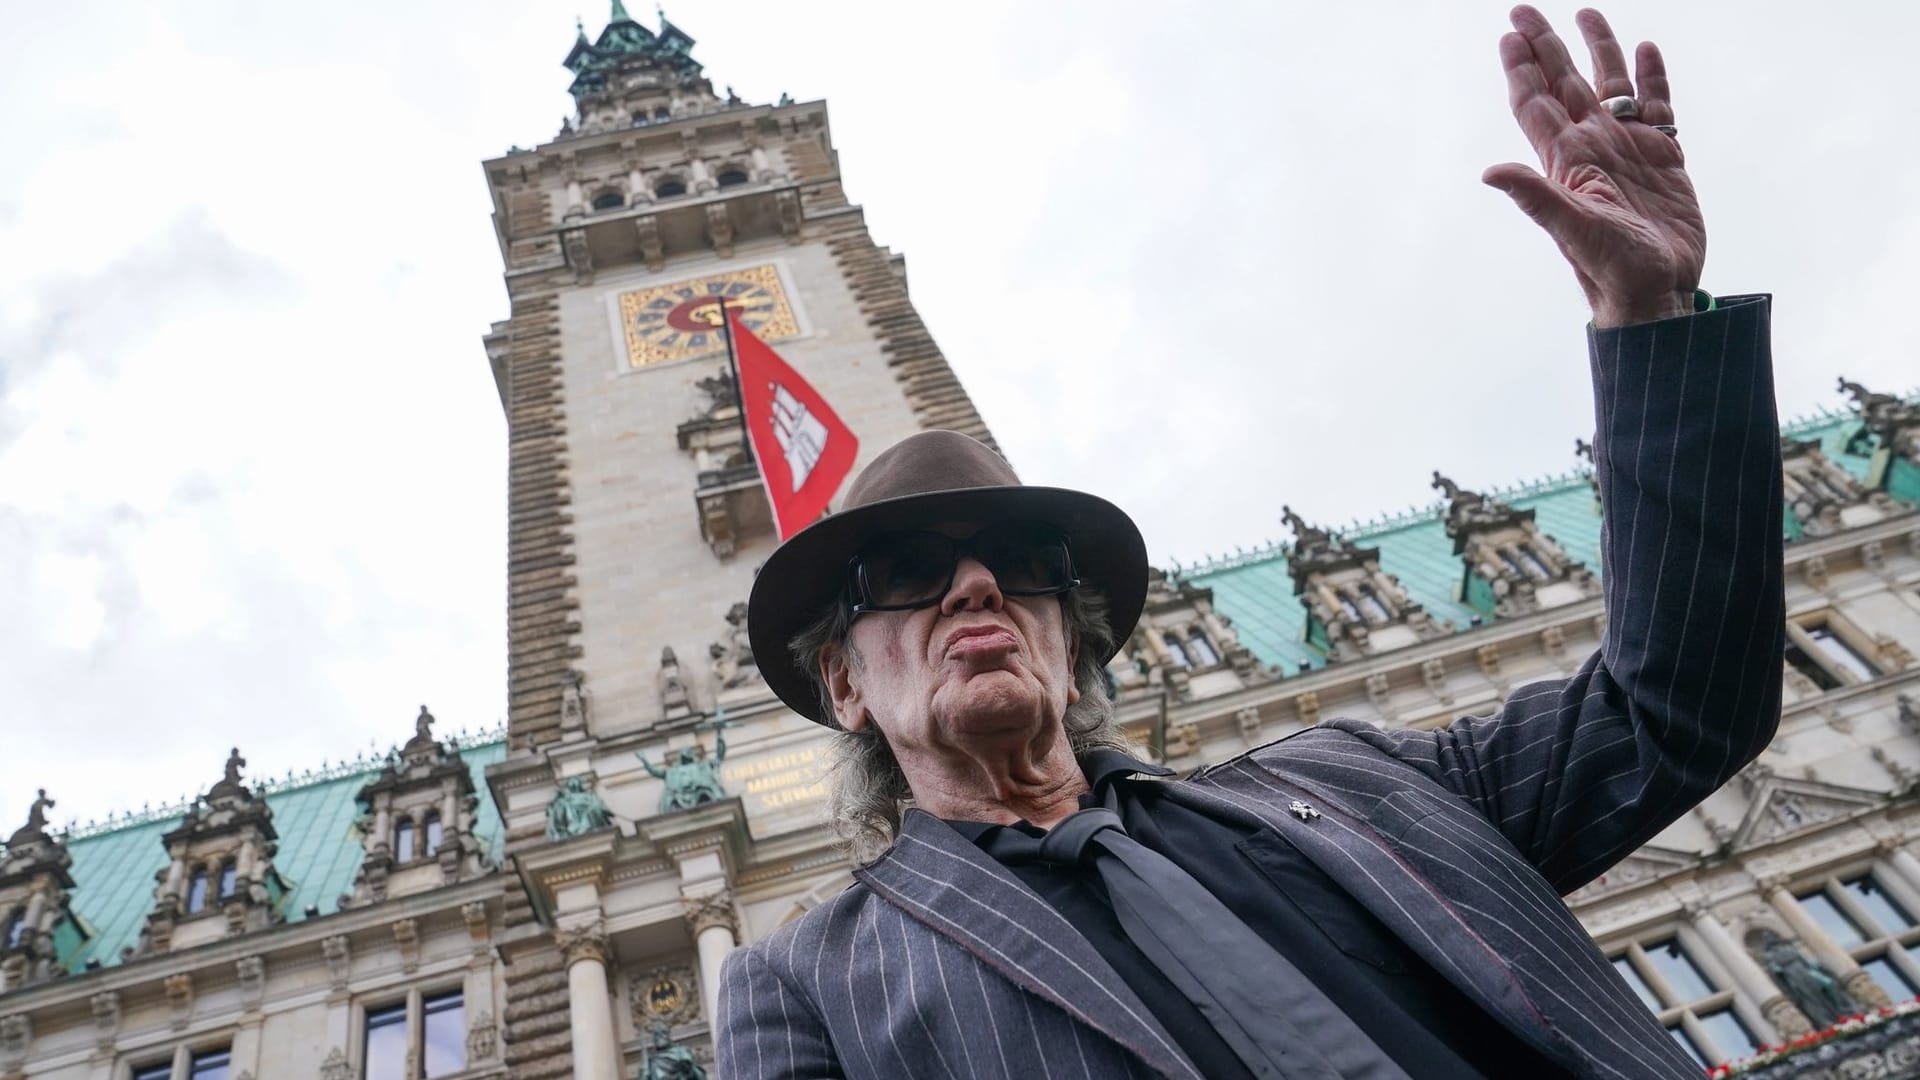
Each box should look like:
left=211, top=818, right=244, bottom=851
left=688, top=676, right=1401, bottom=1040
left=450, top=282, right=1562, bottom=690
left=478, top=6, right=997, bottom=1073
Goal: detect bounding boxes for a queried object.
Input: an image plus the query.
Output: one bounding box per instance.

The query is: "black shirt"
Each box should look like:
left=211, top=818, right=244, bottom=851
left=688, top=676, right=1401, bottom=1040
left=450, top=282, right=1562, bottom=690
left=949, top=751, right=1571, bottom=1079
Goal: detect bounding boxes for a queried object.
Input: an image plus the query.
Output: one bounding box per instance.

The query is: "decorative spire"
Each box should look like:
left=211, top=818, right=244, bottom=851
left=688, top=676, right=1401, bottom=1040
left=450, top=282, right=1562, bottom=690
left=610, top=0, right=636, bottom=22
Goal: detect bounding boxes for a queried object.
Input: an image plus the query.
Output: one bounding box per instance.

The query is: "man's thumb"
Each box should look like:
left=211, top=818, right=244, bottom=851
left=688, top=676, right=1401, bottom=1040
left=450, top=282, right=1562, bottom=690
left=1482, top=163, right=1573, bottom=230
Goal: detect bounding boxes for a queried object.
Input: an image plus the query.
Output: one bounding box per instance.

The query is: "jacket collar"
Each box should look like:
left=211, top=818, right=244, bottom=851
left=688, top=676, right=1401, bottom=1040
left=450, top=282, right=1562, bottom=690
left=856, top=808, right=1203, bottom=1080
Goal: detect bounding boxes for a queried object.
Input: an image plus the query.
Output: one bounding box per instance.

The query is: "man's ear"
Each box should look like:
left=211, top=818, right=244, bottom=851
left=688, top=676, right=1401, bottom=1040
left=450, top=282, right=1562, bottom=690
left=820, top=641, right=869, bottom=732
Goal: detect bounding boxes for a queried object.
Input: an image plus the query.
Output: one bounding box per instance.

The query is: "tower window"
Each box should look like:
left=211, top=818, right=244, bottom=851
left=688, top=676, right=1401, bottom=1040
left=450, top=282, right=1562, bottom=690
left=395, top=817, right=417, bottom=863
left=186, top=866, right=210, bottom=914
left=716, top=168, right=750, bottom=188
left=217, top=858, right=238, bottom=900
left=655, top=178, right=688, bottom=199
left=590, top=190, right=624, bottom=211
left=1163, top=632, right=1191, bottom=669
left=424, top=810, right=444, bottom=858
left=1186, top=629, right=1221, bottom=667
left=3, top=908, right=24, bottom=949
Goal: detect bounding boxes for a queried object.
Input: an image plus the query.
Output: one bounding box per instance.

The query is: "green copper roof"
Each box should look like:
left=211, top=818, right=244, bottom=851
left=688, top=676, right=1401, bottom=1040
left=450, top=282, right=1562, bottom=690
left=1193, top=409, right=1890, bottom=675
left=57, top=739, right=506, bottom=973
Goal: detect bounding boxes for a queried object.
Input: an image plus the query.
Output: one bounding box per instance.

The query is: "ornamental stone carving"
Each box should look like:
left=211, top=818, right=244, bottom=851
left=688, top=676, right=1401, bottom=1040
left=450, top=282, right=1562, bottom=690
left=138, top=748, right=286, bottom=956
left=0, top=1014, right=29, bottom=1072
left=1282, top=505, right=1445, bottom=659
left=0, top=787, right=79, bottom=990
left=553, top=920, right=609, bottom=966
left=1432, top=470, right=1599, bottom=616
left=89, top=990, right=119, bottom=1049
left=682, top=891, right=739, bottom=937
left=659, top=647, right=695, bottom=722
left=346, top=705, right=489, bottom=908
left=236, top=955, right=266, bottom=1009
left=632, top=963, right=703, bottom=1028
left=466, top=1011, right=499, bottom=1061
left=322, top=934, right=350, bottom=992
left=709, top=602, right=762, bottom=695
left=320, top=1047, right=352, bottom=1080
left=164, top=972, right=193, bottom=1029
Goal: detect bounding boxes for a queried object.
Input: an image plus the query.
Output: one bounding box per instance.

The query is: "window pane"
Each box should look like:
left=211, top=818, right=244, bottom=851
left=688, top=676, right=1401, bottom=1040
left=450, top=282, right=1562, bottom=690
left=395, top=819, right=416, bottom=863
left=1861, top=956, right=1915, bottom=1002
left=1843, top=876, right=1914, bottom=934
left=1187, top=632, right=1220, bottom=667
left=1784, top=642, right=1842, bottom=690
left=1799, top=892, right=1867, bottom=948
left=218, top=861, right=237, bottom=900
left=190, top=1047, right=232, bottom=1080
left=366, top=1002, right=410, bottom=1080
left=187, top=868, right=209, bottom=913
left=1641, top=938, right=1714, bottom=1003
left=1613, top=956, right=1661, bottom=1011
left=424, top=813, right=444, bottom=858
left=1667, top=1025, right=1707, bottom=1067
left=132, top=1064, right=173, bottom=1080
left=1697, top=1008, right=1761, bottom=1061
left=1808, top=625, right=1879, bottom=681
left=423, top=990, right=467, bottom=1078
left=3, top=908, right=24, bottom=949
left=1163, top=634, right=1190, bottom=669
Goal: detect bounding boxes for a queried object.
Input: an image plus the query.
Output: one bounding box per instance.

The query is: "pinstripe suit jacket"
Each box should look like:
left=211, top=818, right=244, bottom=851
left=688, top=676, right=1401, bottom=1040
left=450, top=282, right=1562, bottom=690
left=717, top=296, right=1784, bottom=1079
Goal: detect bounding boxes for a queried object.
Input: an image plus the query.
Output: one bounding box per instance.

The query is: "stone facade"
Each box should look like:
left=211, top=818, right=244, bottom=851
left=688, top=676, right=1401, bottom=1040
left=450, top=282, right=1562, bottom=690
left=3, top=9, right=1920, bottom=1080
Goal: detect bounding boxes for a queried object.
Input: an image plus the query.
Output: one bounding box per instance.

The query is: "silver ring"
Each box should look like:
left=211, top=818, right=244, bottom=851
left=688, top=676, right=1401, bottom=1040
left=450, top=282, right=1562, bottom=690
left=1652, top=123, right=1678, bottom=138
left=1600, top=95, right=1639, bottom=120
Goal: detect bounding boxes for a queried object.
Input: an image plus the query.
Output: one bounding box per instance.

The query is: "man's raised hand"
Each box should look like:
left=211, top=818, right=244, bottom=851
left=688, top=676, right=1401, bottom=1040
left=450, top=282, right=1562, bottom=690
left=1484, top=6, right=1705, bottom=328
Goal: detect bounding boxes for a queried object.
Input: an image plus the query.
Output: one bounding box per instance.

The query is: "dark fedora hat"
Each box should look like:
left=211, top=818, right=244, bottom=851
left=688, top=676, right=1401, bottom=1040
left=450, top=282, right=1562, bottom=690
left=747, top=430, right=1148, bottom=726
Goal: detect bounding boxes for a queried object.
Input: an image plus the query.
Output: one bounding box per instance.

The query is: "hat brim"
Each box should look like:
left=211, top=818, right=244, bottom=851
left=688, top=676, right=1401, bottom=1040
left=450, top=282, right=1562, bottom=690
left=747, top=485, right=1148, bottom=726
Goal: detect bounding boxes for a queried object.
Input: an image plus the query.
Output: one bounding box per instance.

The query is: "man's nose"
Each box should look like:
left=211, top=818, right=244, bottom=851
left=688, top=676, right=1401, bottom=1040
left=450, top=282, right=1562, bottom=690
left=941, top=556, right=1005, bottom=614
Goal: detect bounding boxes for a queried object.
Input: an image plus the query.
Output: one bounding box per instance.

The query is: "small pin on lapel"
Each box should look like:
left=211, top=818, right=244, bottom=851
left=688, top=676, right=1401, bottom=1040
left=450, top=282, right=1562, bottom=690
left=1288, top=800, right=1321, bottom=822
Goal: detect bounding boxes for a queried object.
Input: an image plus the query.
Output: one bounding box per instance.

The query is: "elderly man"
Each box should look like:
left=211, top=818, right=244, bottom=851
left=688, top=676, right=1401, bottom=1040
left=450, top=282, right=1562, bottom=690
left=719, top=6, right=1782, bottom=1079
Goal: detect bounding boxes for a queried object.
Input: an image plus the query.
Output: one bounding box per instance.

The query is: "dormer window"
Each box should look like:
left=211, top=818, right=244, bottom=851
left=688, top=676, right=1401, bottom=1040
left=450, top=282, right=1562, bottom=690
left=395, top=817, right=417, bottom=863
left=424, top=811, right=444, bottom=858
left=655, top=178, right=688, bottom=199
left=186, top=867, right=209, bottom=914
left=590, top=190, right=625, bottom=211
left=1356, top=583, right=1391, bottom=623
left=1187, top=629, right=1221, bottom=667
left=3, top=908, right=23, bottom=949
left=717, top=168, right=750, bottom=189
left=1163, top=632, right=1191, bottom=669
left=1337, top=594, right=1363, bottom=622
left=217, top=858, right=238, bottom=900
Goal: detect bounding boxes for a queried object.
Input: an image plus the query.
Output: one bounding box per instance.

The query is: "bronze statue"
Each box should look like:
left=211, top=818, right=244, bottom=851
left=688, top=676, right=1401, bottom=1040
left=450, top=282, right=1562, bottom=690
left=639, top=1020, right=705, bottom=1080
left=544, top=777, right=613, bottom=840
left=1758, top=929, right=1860, bottom=1028
left=23, top=789, right=53, bottom=834
left=639, top=719, right=731, bottom=814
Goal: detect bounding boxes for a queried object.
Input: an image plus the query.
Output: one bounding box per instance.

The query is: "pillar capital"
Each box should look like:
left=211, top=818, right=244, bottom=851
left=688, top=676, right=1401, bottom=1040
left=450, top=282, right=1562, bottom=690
left=682, top=889, right=738, bottom=937
left=554, top=920, right=610, bottom=968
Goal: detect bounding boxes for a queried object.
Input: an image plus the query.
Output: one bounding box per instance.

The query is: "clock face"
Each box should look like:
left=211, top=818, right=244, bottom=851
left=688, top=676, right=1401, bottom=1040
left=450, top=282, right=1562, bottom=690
left=617, top=264, right=799, bottom=369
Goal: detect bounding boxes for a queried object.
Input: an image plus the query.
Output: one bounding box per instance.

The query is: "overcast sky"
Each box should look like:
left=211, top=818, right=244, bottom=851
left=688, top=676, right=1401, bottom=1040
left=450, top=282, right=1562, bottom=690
left=2, top=1, right=1914, bottom=828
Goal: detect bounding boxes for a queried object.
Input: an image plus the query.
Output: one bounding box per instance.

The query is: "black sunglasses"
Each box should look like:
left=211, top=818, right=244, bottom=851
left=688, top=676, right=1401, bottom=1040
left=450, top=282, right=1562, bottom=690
left=845, top=521, right=1081, bottom=616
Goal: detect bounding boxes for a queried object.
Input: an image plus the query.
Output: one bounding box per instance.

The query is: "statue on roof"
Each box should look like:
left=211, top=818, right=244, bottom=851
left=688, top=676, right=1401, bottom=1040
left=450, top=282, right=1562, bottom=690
left=1838, top=377, right=1900, bottom=416
left=545, top=776, right=614, bottom=840
left=1280, top=505, right=1331, bottom=552
left=639, top=717, right=731, bottom=813
left=1839, top=376, right=1918, bottom=445
left=223, top=748, right=246, bottom=787
left=8, top=788, right=55, bottom=845
left=1432, top=470, right=1518, bottom=535
left=415, top=705, right=435, bottom=743
left=1573, top=437, right=1594, bottom=464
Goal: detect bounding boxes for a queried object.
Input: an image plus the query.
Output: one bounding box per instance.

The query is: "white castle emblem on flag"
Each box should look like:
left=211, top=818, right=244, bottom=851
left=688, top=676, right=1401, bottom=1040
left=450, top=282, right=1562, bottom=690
left=770, top=382, right=829, bottom=491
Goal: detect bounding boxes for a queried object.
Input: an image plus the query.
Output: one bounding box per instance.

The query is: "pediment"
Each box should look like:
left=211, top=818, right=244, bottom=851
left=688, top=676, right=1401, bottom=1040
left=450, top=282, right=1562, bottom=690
left=1731, top=775, right=1885, bottom=852
left=1567, top=844, right=1699, bottom=904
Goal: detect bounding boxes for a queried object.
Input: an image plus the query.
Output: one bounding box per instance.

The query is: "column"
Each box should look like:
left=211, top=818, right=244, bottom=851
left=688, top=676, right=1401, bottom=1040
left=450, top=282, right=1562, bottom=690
left=626, top=166, right=652, bottom=205
left=685, top=892, right=739, bottom=1026
left=1879, top=844, right=1920, bottom=897
left=564, top=178, right=585, bottom=219
left=371, top=802, right=392, bottom=853
left=555, top=922, right=620, bottom=1080
left=749, top=145, right=773, bottom=182
left=689, top=158, right=714, bottom=194
left=1687, top=903, right=1810, bottom=1039
left=1764, top=880, right=1892, bottom=1008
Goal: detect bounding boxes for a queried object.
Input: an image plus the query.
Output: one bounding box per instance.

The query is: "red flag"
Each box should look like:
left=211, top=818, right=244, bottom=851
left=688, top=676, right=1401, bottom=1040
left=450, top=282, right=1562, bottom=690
left=728, top=310, right=859, bottom=540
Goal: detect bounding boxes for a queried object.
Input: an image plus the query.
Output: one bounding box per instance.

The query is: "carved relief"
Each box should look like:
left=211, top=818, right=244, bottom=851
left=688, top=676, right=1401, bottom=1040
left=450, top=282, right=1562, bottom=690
left=554, top=920, right=610, bottom=966
left=393, top=918, right=420, bottom=974
left=659, top=647, right=695, bottom=721
left=89, top=990, right=119, bottom=1050
left=466, top=1012, right=499, bottom=1062
left=164, top=972, right=194, bottom=1030
left=683, top=891, right=739, bottom=937
left=709, top=601, right=763, bottom=695
left=631, top=962, right=703, bottom=1028
left=704, top=202, right=734, bottom=258
left=322, top=934, right=351, bottom=992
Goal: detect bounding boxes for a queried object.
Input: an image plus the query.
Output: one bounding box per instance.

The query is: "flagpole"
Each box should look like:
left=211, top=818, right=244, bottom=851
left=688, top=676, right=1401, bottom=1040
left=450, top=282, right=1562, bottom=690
left=716, top=296, right=755, bottom=468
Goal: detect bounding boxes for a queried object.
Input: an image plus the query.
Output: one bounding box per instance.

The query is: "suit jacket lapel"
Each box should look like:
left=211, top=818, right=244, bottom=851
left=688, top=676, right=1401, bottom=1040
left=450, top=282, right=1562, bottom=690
left=1159, top=764, right=1570, bottom=1065
left=857, top=810, right=1203, bottom=1080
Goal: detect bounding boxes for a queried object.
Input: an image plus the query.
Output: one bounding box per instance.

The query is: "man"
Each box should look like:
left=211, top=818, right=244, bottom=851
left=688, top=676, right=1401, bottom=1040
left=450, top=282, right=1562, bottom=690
left=719, top=6, right=1782, bottom=1078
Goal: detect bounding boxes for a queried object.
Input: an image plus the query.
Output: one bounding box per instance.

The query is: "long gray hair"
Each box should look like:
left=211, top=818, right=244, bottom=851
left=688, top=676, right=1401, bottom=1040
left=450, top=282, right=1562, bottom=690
left=788, top=586, right=1132, bottom=865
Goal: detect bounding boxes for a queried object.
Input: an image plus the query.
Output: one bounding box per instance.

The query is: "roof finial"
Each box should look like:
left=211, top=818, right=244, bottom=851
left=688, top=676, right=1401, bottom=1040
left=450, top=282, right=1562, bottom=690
left=610, top=0, right=634, bottom=22
left=575, top=15, right=587, bottom=39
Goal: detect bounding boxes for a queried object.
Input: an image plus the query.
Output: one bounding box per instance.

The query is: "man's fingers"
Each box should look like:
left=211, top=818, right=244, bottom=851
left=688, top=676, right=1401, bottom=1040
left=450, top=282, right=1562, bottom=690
left=1575, top=9, right=1634, bottom=104
left=1483, top=162, right=1583, bottom=234
left=1500, top=32, right=1571, bottom=153
left=1635, top=41, right=1675, bottom=127
left=1510, top=4, right=1600, bottom=120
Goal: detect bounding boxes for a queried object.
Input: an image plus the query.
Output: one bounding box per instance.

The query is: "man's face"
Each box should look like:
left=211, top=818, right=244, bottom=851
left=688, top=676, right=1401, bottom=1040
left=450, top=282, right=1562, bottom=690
left=822, top=521, right=1080, bottom=759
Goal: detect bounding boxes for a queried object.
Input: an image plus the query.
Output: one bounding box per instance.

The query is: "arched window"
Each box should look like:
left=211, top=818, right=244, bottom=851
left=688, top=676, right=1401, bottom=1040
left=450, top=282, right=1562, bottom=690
left=590, top=190, right=625, bottom=211
left=1356, top=583, right=1391, bottom=623
left=1162, top=632, right=1191, bottom=669
left=654, top=178, right=688, bottom=199
left=3, top=908, right=25, bottom=949
left=217, top=858, right=238, bottom=900
left=186, top=867, right=210, bottom=914
left=423, top=811, right=444, bottom=858
left=395, top=817, right=417, bottom=863
left=653, top=105, right=672, bottom=121
left=631, top=111, right=650, bottom=127
left=1186, top=629, right=1220, bottom=667
left=716, top=168, right=750, bottom=189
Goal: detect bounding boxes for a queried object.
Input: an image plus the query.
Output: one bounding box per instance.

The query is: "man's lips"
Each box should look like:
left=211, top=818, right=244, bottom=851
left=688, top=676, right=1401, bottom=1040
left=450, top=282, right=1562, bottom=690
left=943, top=625, right=1019, bottom=658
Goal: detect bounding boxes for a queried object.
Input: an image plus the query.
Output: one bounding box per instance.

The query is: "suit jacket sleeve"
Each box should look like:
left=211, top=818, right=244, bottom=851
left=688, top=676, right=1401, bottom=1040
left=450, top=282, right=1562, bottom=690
left=1325, top=295, right=1784, bottom=894
left=714, top=943, right=844, bottom=1079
